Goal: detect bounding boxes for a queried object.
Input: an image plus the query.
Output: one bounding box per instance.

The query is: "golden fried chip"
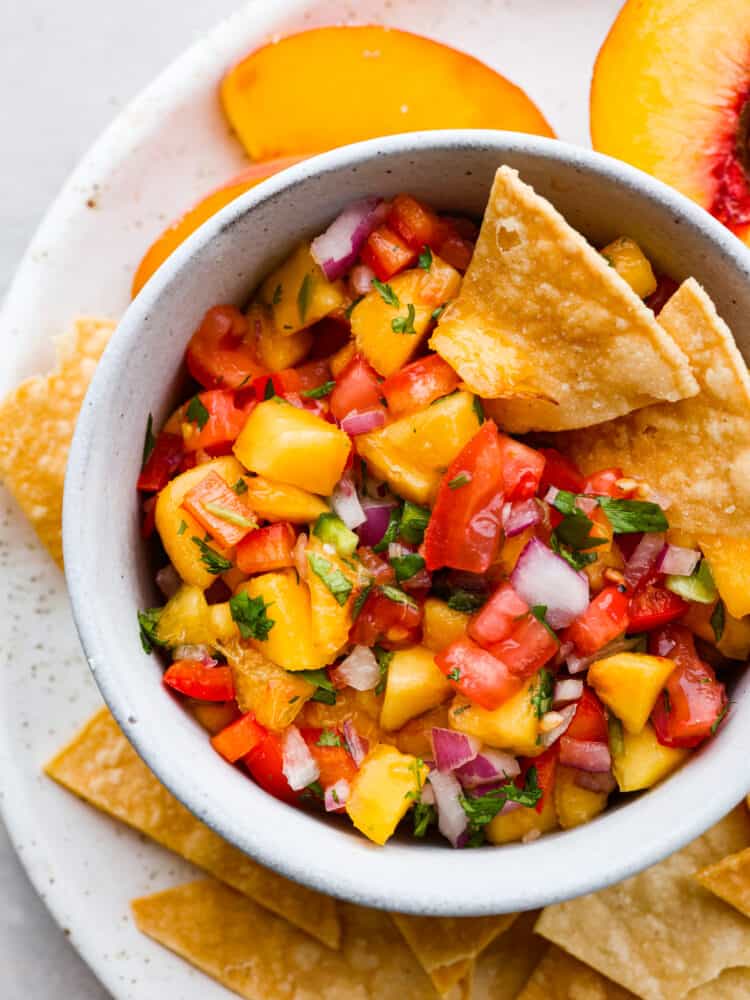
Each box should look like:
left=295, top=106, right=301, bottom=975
left=471, top=909, right=547, bottom=998
left=696, top=845, right=750, bottom=918
left=0, top=317, right=115, bottom=566
left=390, top=912, right=515, bottom=995
left=515, top=944, right=635, bottom=999
left=45, top=708, right=341, bottom=949
left=561, top=279, right=750, bottom=538
left=535, top=807, right=750, bottom=1000
left=430, top=166, right=696, bottom=431
left=132, top=878, right=437, bottom=999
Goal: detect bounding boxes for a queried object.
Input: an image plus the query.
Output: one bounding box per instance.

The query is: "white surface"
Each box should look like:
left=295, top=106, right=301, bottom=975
left=0, top=0, right=623, bottom=996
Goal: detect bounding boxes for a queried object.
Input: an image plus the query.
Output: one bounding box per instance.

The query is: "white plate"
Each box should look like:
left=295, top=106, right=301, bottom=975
left=0, top=0, right=622, bottom=995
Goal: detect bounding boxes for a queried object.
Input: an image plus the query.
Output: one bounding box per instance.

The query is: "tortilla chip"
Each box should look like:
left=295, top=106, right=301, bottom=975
left=132, top=878, right=437, bottom=999
left=45, top=708, right=341, bottom=949
left=696, top=845, right=750, bottom=918
left=471, top=909, right=547, bottom=998
left=535, top=806, right=750, bottom=1000
left=0, top=317, right=115, bottom=566
left=430, top=166, right=697, bottom=432
left=561, top=279, right=750, bottom=537
left=390, top=912, right=515, bottom=994
left=515, top=944, right=635, bottom=999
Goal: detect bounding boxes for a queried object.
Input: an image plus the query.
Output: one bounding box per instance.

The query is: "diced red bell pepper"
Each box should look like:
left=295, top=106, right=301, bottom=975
left=211, top=712, right=266, bottom=763
left=380, top=354, right=459, bottom=417
left=360, top=224, right=417, bottom=280
left=565, top=687, right=609, bottom=743
left=582, top=468, right=628, bottom=498
left=468, top=582, right=528, bottom=647
left=137, top=432, right=185, bottom=492
left=388, top=194, right=446, bottom=250
left=329, top=354, right=384, bottom=423
left=563, top=585, right=630, bottom=657
left=163, top=661, right=235, bottom=702
left=244, top=731, right=299, bottom=804
left=424, top=422, right=505, bottom=574
left=488, top=614, right=559, bottom=679
left=435, top=637, right=523, bottom=711
left=300, top=727, right=358, bottom=788
left=628, top=583, right=687, bottom=631
left=182, top=389, right=255, bottom=453
left=186, top=305, right=264, bottom=390
left=183, top=470, right=257, bottom=548
left=538, top=448, right=586, bottom=495
left=498, top=435, right=546, bottom=501
left=519, top=744, right=559, bottom=814
left=236, top=522, right=296, bottom=574
left=350, top=588, right=422, bottom=647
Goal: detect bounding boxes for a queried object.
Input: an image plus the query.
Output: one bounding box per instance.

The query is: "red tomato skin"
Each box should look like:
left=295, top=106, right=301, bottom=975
left=300, top=728, right=358, bottom=789
left=468, top=582, right=529, bottom=647
left=519, top=745, right=558, bottom=814
left=236, top=522, right=296, bottom=574
left=388, top=194, right=445, bottom=250
left=380, top=354, right=459, bottom=417
left=424, top=422, right=505, bottom=574
left=563, top=586, right=630, bottom=656
left=360, top=225, right=417, bottom=280
left=435, top=638, right=523, bottom=711
left=163, top=661, right=235, bottom=702
left=582, top=468, right=628, bottom=498
left=488, top=615, right=559, bottom=679
left=356, top=548, right=396, bottom=585
left=329, top=354, right=383, bottom=422
left=186, top=305, right=263, bottom=390
left=497, top=435, right=546, bottom=501
left=538, top=448, right=586, bottom=495
left=565, top=687, right=609, bottom=743
left=628, top=583, right=687, bottom=631
left=137, top=432, right=185, bottom=492
left=251, top=370, right=302, bottom=401
left=435, top=229, right=474, bottom=272
left=350, top=590, right=422, bottom=648
left=182, top=389, right=255, bottom=453
left=244, top=732, right=299, bottom=805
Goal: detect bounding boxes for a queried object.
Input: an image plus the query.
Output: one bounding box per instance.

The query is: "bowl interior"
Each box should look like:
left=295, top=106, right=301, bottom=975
left=64, top=131, right=750, bottom=915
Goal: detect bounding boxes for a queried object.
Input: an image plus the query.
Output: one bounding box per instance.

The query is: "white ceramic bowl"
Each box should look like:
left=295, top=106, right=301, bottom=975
left=64, top=130, right=750, bottom=915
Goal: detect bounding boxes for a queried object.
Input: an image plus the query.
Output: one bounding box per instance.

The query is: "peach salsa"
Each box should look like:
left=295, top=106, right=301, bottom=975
left=136, top=169, right=741, bottom=849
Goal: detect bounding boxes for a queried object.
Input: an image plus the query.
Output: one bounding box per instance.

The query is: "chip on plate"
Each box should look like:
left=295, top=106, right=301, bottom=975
left=471, top=908, right=547, bottom=997
left=696, top=844, right=750, bottom=919
left=430, top=166, right=697, bottom=431
left=45, top=708, right=341, bottom=949
left=0, top=317, right=115, bottom=566
left=515, top=943, right=635, bottom=999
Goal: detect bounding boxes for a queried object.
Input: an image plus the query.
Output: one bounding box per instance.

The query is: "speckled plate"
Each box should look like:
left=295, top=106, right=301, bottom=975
left=0, top=0, right=620, bottom=995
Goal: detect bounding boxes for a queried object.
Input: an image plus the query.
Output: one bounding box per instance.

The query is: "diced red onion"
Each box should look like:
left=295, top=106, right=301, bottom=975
left=388, top=541, right=413, bottom=560
left=156, top=563, right=181, bottom=599
left=349, top=264, right=375, bottom=296
left=324, top=779, right=350, bottom=812
left=502, top=498, right=543, bottom=538
left=656, top=543, right=700, bottom=577
left=333, top=645, right=380, bottom=691
left=454, top=749, right=519, bottom=788
left=538, top=703, right=578, bottom=748
left=500, top=799, right=523, bottom=816
left=624, top=532, right=665, bottom=589
left=340, top=408, right=386, bottom=436
left=342, top=719, right=368, bottom=766
left=310, top=197, right=386, bottom=281
left=511, top=537, right=589, bottom=629
left=431, top=728, right=481, bottom=773
left=292, top=532, right=308, bottom=581
left=427, top=770, right=468, bottom=848
left=553, top=678, right=584, bottom=707
left=566, top=635, right=642, bottom=675
left=172, top=644, right=212, bottom=663
left=574, top=770, right=616, bottom=794
left=559, top=736, right=612, bottom=773
left=355, top=502, right=394, bottom=548
left=281, top=726, right=320, bottom=790
left=331, top=475, right=366, bottom=529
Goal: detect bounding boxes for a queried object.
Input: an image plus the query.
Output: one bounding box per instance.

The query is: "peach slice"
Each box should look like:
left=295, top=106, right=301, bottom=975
left=131, top=156, right=305, bottom=296
left=220, top=25, right=554, bottom=161
left=591, top=0, right=750, bottom=243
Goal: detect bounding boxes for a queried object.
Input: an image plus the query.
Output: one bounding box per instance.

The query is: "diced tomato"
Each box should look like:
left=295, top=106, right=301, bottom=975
left=488, top=614, right=559, bottom=679
left=300, top=727, right=358, bottom=789
left=388, top=194, right=445, bottom=250
left=182, top=389, right=255, bottom=453
left=357, top=547, right=396, bottom=585
left=424, top=422, right=505, bottom=574
left=350, top=588, right=422, bottom=647
left=583, top=468, right=628, bottom=498
left=563, top=586, right=630, bottom=656
left=137, top=432, right=185, bottom=492
left=329, top=354, right=384, bottom=422
left=628, top=583, right=687, bottom=631
left=434, top=227, right=474, bottom=272
left=538, top=448, right=585, bottom=495
left=236, top=522, right=296, bottom=574
left=186, top=305, right=264, bottom=390
left=565, top=687, right=609, bottom=743
left=468, top=582, right=528, bottom=647
left=244, top=731, right=298, bottom=804
left=519, top=744, right=558, bottom=814
left=649, top=626, right=727, bottom=748
left=183, top=470, right=256, bottom=548
left=211, top=712, right=266, bottom=763
left=380, top=354, right=459, bottom=417
left=163, top=661, right=235, bottom=702
left=497, top=435, right=546, bottom=501
left=360, top=224, right=418, bottom=280
left=251, top=370, right=302, bottom=401
left=435, top=637, right=523, bottom=711
left=141, top=495, right=157, bottom=539
left=293, top=358, right=332, bottom=391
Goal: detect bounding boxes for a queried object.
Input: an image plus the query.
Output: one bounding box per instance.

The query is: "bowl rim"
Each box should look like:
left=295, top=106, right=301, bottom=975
left=64, top=128, right=750, bottom=915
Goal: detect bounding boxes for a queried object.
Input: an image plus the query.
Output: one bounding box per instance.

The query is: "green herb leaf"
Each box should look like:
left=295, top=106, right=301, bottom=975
left=391, top=303, right=417, bottom=335
left=550, top=531, right=599, bottom=571
left=186, top=395, right=210, bottom=431
left=418, top=246, right=433, bottom=270
left=372, top=506, right=402, bottom=553
left=141, top=414, right=156, bottom=469
left=413, top=801, right=437, bottom=838
left=297, top=274, right=312, bottom=322
left=453, top=703, right=471, bottom=716
left=447, top=668, right=461, bottom=682
left=296, top=668, right=337, bottom=705
left=352, top=580, right=374, bottom=622
left=448, top=472, right=471, bottom=490
left=711, top=600, right=726, bottom=643
left=177, top=520, right=188, bottom=536
left=316, top=729, right=342, bottom=748
left=549, top=490, right=578, bottom=516
left=400, top=501, right=430, bottom=545
left=529, top=605, right=558, bottom=640
left=302, top=780, right=324, bottom=801
left=472, top=396, right=485, bottom=424
left=191, top=536, right=232, bottom=574
left=404, top=757, right=426, bottom=802
left=307, top=552, right=353, bottom=606
left=302, top=380, right=335, bottom=399
left=711, top=703, right=729, bottom=735
left=137, top=608, right=163, bottom=654
left=263, top=378, right=277, bottom=401
left=597, top=497, right=668, bottom=534
left=229, top=591, right=274, bottom=641
left=374, top=645, right=393, bottom=695
left=431, top=304, right=446, bottom=322
left=380, top=584, right=418, bottom=609
left=344, top=295, right=364, bottom=319
left=446, top=589, right=486, bottom=612
left=530, top=669, right=554, bottom=719
left=372, top=278, right=400, bottom=308
left=460, top=767, right=542, bottom=840
left=272, top=283, right=282, bottom=305
left=204, top=502, right=255, bottom=529
left=391, top=553, right=425, bottom=583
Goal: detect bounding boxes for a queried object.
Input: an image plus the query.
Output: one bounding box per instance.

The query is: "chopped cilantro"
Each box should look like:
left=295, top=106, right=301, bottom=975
left=447, top=668, right=461, bottom=682
left=177, top=520, right=187, bottom=536
left=597, top=497, right=668, bottom=534
left=446, top=589, right=486, bottom=612
left=413, top=801, right=437, bottom=838
left=400, top=501, right=430, bottom=545
left=530, top=605, right=557, bottom=639
left=460, top=767, right=542, bottom=843
left=711, top=703, right=729, bottom=735
left=530, top=669, right=554, bottom=719
left=448, top=472, right=471, bottom=490
left=186, top=395, right=210, bottom=430
left=711, top=600, right=726, bottom=643
left=391, top=553, right=425, bottom=583
left=307, top=552, right=353, bottom=606
left=316, top=729, right=342, bottom=748
left=203, top=502, right=255, bottom=529
left=263, top=378, right=277, bottom=401
left=141, top=414, right=156, bottom=469
left=344, top=295, right=364, bottom=319
left=297, top=668, right=337, bottom=705
left=380, top=584, right=418, bottom=609
left=191, top=536, right=232, bottom=574
left=453, top=703, right=471, bottom=716
left=374, top=646, right=393, bottom=695
left=372, top=278, right=400, bottom=307
left=404, top=757, right=427, bottom=802
left=352, top=580, right=374, bottom=621
left=297, top=274, right=312, bottom=322
left=229, top=591, right=274, bottom=641
left=372, top=506, right=402, bottom=553
left=392, top=303, right=417, bottom=335
left=472, top=396, right=485, bottom=424
left=302, top=780, right=324, bottom=801
left=431, top=304, right=446, bottom=322
left=232, top=478, right=248, bottom=495
left=418, top=246, right=433, bottom=270
left=137, top=608, right=163, bottom=654
left=302, top=380, right=335, bottom=399
left=272, top=283, right=282, bottom=305
left=550, top=509, right=606, bottom=570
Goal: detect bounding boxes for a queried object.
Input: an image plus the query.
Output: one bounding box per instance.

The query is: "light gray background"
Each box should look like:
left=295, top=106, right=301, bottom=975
left=0, top=3, right=238, bottom=994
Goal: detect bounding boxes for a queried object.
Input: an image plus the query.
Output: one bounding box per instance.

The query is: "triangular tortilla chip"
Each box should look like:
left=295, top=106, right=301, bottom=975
left=0, top=316, right=115, bottom=566
left=696, top=845, right=750, bottom=918
left=131, top=878, right=437, bottom=999
left=471, top=909, right=547, bottom=997
left=514, top=944, right=635, bottom=999
left=45, top=708, right=341, bottom=949
left=535, top=806, right=750, bottom=1000
left=430, top=166, right=697, bottom=431
left=560, top=279, right=750, bottom=538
